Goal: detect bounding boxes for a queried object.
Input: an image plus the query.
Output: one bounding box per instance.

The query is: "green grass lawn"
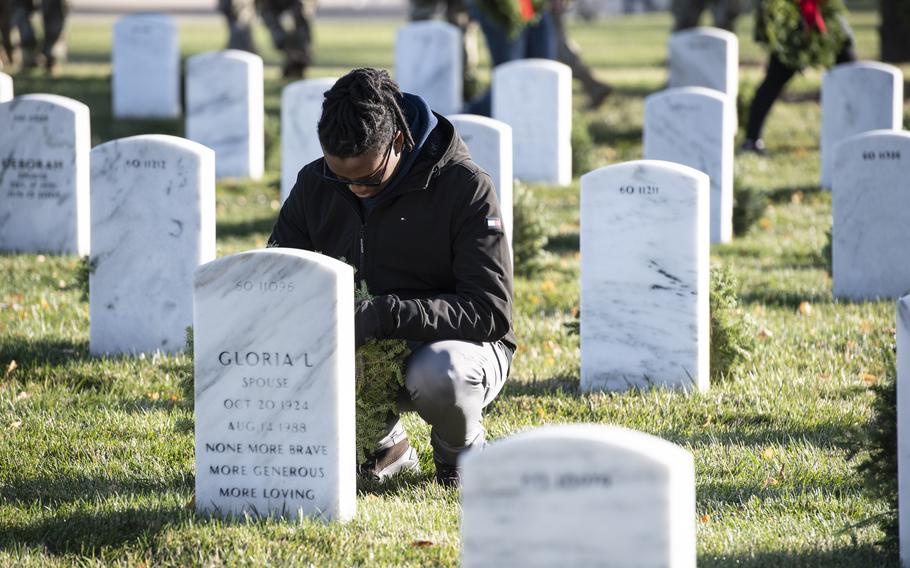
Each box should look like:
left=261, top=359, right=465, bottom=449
left=0, top=10, right=904, bottom=566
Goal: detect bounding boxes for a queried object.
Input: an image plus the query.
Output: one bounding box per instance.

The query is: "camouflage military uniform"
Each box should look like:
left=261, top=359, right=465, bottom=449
left=11, top=0, right=67, bottom=71
left=671, top=0, right=740, bottom=31
left=0, top=0, right=14, bottom=67
left=219, top=0, right=258, bottom=53
left=258, top=0, right=316, bottom=79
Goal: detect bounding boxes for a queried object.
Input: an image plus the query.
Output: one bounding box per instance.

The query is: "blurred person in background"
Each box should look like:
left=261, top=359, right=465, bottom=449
left=11, top=0, right=67, bottom=73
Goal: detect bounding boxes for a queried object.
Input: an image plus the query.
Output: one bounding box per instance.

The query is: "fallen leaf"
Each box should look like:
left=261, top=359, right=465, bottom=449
left=14, top=391, right=30, bottom=402
left=571, top=305, right=580, bottom=318
left=9, top=420, right=22, bottom=430
left=759, top=218, right=772, bottom=230
left=757, top=327, right=774, bottom=339
left=40, top=297, right=49, bottom=309
left=702, top=414, right=713, bottom=427
left=36, top=254, right=45, bottom=263
left=798, top=301, right=813, bottom=316
left=411, top=540, right=435, bottom=548
left=700, top=514, right=711, bottom=523
left=540, top=280, right=556, bottom=293
left=761, top=447, right=775, bottom=461
left=5, top=360, right=17, bottom=375
left=791, top=191, right=804, bottom=204
left=860, top=373, right=877, bottom=385
left=57, top=279, right=68, bottom=289
left=148, top=392, right=161, bottom=401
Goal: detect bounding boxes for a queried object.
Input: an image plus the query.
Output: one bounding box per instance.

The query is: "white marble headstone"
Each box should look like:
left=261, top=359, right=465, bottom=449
left=194, top=248, right=356, bottom=522
left=449, top=113, right=513, bottom=247
left=461, top=424, right=696, bottom=568
left=492, top=59, right=572, bottom=186
left=186, top=50, right=264, bottom=180
left=644, top=87, right=733, bottom=243
left=281, top=77, right=337, bottom=203
left=898, top=294, right=910, bottom=567
left=580, top=160, right=709, bottom=392
left=821, top=62, right=903, bottom=188
left=667, top=27, right=738, bottom=114
left=112, top=13, right=180, bottom=119
left=89, top=135, right=215, bottom=355
left=0, top=72, right=12, bottom=102
left=0, top=95, right=90, bottom=255
left=395, top=21, right=462, bottom=116
left=832, top=130, right=910, bottom=300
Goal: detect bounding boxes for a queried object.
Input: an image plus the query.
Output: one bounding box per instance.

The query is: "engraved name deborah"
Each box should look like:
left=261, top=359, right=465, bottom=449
left=3, top=158, right=65, bottom=199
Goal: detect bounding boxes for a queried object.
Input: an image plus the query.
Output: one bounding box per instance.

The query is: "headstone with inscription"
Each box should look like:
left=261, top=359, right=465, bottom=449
left=449, top=113, right=513, bottom=246
left=89, top=135, right=215, bottom=355
left=821, top=62, right=903, bottom=188
left=186, top=50, right=264, bottom=180
left=492, top=59, right=572, bottom=186
left=580, top=160, right=709, bottom=392
left=832, top=130, right=910, bottom=300
left=461, top=424, right=696, bottom=568
left=395, top=21, right=461, bottom=116
left=667, top=27, right=738, bottom=116
left=281, top=77, right=337, bottom=203
left=897, top=293, right=910, bottom=567
left=0, top=95, right=90, bottom=255
left=112, top=13, right=180, bottom=119
left=0, top=72, right=12, bottom=102
left=194, top=248, right=355, bottom=522
left=644, top=87, right=733, bottom=243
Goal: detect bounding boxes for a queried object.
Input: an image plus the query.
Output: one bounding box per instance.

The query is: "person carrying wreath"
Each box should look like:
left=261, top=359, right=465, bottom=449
left=741, top=0, right=856, bottom=154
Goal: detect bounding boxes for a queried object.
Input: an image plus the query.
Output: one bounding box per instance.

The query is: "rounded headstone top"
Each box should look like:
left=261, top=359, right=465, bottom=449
left=461, top=424, right=693, bottom=469
left=187, top=49, right=264, bottom=68
left=825, top=60, right=902, bottom=78
left=91, top=134, right=214, bottom=158
left=113, top=11, right=176, bottom=28
left=581, top=159, right=709, bottom=187
left=644, top=86, right=730, bottom=106
left=670, top=26, right=738, bottom=42
left=5, top=93, right=89, bottom=116
left=494, top=58, right=572, bottom=78
left=283, top=76, right=339, bottom=98
left=448, top=113, right=512, bottom=134
left=398, top=19, right=460, bottom=35
left=837, top=128, right=910, bottom=147
left=195, top=248, right=354, bottom=287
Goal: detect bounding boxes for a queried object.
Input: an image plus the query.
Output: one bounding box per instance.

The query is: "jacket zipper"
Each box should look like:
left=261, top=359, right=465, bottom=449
left=358, top=224, right=366, bottom=281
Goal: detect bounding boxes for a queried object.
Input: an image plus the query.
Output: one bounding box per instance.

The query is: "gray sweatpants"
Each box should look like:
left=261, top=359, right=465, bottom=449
left=379, top=339, right=511, bottom=466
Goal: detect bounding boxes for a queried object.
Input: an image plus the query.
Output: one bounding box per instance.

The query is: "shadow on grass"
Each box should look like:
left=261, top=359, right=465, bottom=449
left=545, top=231, right=579, bottom=254
left=698, top=543, right=893, bottom=567
left=0, top=470, right=192, bottom=554
left=1, top=335, right=88, bottom=367
left=738, top=288, right=832, bottom=309
left=764, top=184, right=826, bottom=204
left=217, top=214, right=277, bottom=240
left=0, top=505, right=188, bottom=555
left=588, top=122, right=643, bottom=146
left=498, top=375, right=580, bottom=397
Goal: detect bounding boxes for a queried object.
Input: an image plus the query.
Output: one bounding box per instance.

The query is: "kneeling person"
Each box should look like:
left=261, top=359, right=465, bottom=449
left=268, top=68, right=514, bottom=486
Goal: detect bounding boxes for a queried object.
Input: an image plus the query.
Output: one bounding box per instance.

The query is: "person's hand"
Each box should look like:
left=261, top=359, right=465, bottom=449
left=354, top=299, right=380, bottom=348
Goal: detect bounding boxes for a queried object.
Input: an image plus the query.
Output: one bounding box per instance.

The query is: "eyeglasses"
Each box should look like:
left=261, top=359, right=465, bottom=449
left=321, top=134, right=397, bottom=188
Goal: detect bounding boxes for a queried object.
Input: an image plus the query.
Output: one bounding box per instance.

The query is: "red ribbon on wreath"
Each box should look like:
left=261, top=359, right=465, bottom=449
left=798, top=0, right=827, bottom=33
left=518, top=0, right=536, bottom=21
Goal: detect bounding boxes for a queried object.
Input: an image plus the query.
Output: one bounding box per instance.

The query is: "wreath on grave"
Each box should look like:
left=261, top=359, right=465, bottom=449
left=754, top=0, right=849, bottom=70
left=476, top=0, right=551, bottom=38
left=354, top=282, right=411, bottom=465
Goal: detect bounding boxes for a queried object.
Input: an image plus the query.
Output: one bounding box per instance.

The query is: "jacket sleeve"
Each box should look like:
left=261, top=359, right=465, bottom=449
left=268, top=172, right=314, bottom=250
left=377, top=171, right=514, bottom=344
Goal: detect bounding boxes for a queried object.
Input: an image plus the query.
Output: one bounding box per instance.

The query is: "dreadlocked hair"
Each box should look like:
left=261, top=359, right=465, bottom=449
left=318, top=68, right=415, bottom=158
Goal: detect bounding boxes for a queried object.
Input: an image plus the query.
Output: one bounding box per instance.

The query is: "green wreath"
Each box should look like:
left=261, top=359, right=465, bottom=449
left=755, top=0, right=849, bottom=69
left=354, top=283, right=410, bottom=464
left=476, top=0, right=551, bottom=39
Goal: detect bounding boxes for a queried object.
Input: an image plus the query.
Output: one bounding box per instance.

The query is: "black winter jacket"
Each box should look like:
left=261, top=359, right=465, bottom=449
left=268, top=114, right=516, bottom=352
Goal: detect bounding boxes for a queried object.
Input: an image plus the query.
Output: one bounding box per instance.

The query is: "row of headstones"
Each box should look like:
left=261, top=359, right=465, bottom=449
left=193, top=246, right=695, bottom=566
left=4, top=92, right=907, bottom=370
left=105, top=13, right=564, bottom=186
